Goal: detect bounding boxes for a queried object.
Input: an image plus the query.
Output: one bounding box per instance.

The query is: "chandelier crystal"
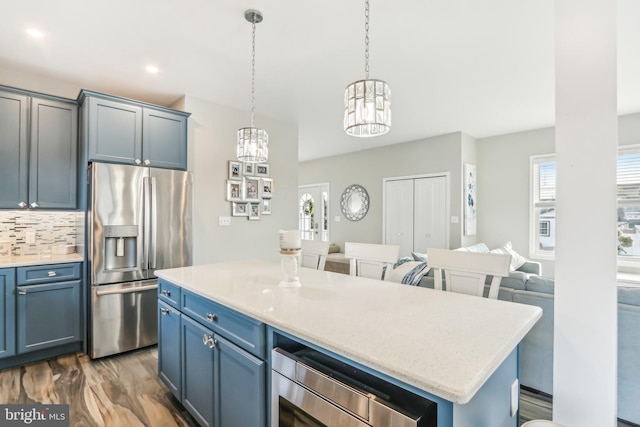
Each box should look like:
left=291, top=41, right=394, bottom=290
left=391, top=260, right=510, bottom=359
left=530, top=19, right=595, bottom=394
left=238, top=9, right=268, bottom=163
left=344, top=0, right=391, bottom=137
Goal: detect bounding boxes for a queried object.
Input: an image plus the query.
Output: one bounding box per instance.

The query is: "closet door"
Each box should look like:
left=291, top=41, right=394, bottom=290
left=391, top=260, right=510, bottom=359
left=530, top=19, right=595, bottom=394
left=384, top=179, right=414, bottom=257
left=414, top=176, right=447, bottom=252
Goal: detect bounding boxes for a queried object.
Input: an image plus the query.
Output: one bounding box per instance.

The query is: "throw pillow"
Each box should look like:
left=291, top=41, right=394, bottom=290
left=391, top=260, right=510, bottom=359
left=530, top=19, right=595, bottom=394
left=491, top=241, right=527, bottom=270
left=384, top=259, right=430, bottom=286
left=411, top=251, right=427, bottom=262
left=328, top=243, right=340, bottom=254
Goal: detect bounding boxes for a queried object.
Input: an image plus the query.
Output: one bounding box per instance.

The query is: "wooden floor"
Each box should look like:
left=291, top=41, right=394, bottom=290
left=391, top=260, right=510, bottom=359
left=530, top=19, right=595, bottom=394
left=0, top=347, right=635, bottom=427
left=0, top=347, right=196, bottom=427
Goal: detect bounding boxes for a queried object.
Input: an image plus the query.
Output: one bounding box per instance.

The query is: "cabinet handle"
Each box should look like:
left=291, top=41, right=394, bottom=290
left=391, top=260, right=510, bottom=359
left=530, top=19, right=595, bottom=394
left=160, top=308, right=170, bottom=315
left=144, top=159, right=151, bottom=166
left=134, top=158, right=142, bottom=165
left=202, top=333, right=211, bottom=345
left=206, top=313, right=218, bottom=322
left=161, top=290, right=171, bottom=297
left=208, top=337, right=217, bottom=349
left=47, top=271, right=57, bottom=277
left=18, top=288, right=27, bottom=295
left=30, top=202, right=39, bottom=208
left=18, top=202, right=27, bottom=208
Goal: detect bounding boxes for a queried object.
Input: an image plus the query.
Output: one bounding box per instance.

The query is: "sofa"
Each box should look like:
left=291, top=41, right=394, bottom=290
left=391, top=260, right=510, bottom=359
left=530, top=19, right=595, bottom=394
left=416, top=243, right=640, bottom=425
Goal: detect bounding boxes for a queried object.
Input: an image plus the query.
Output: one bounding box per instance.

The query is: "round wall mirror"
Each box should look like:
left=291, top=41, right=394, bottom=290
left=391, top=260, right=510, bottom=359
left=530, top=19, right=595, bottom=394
left=340, top=184, right=369, bottom=221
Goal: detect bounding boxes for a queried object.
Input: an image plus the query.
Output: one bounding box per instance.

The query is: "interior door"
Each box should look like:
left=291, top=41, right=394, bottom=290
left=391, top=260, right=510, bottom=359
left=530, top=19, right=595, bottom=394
left=384, top=179, right=414, bottom=257
left=414, top=176, right=447, bottom=252
left=298, top=185, right=326, bottom=241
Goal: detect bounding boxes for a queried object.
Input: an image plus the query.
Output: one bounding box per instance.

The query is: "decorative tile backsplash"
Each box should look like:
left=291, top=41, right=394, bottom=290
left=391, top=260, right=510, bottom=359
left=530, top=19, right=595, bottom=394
left=0, top=211, right=84, bottom=256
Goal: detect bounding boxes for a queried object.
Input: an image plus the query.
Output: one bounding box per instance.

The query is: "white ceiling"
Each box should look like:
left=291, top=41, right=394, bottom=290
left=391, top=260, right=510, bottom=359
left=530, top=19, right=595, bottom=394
left=2, top=1, right=639, bottom=161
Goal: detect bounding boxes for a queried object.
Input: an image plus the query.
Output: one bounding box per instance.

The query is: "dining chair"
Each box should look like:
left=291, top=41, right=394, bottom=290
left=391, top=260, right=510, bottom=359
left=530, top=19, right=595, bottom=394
left=300, top=240, right=330, bottom=270
left=426, top=248, right=511, bottom=299
left=344, top=242, right=400, bottom=279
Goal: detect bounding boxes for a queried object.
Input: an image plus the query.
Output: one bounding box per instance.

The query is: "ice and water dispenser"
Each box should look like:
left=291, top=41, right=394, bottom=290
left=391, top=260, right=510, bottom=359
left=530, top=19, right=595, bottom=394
left=103, top=225, right=138, bottom=271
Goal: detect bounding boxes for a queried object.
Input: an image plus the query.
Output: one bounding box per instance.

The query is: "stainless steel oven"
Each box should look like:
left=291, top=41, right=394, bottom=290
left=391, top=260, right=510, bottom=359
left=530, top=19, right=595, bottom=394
left=272, top=347, right=437, bottom=427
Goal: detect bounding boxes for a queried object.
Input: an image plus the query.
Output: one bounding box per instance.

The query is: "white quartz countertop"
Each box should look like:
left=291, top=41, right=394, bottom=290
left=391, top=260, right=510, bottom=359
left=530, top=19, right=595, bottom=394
left=0, top=253, right=83, bottom=268
left=156, top=260, right=542, bottom=404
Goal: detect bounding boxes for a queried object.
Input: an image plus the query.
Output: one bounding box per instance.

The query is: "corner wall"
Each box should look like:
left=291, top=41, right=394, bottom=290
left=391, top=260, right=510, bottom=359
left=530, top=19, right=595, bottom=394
left=184, top=96, right=298, bottom=264
left=299, top=132, right=470, bottom=254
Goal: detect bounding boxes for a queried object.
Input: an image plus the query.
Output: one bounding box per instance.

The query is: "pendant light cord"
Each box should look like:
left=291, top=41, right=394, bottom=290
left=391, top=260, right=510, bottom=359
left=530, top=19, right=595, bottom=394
left=364, top=0, right=370, bottom=80
left=251, top=19, right=257, bottom=127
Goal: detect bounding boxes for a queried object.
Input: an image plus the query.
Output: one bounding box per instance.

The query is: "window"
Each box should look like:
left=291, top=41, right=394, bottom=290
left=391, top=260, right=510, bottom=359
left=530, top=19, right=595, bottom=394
left=530, top=146, right=640, bottom=261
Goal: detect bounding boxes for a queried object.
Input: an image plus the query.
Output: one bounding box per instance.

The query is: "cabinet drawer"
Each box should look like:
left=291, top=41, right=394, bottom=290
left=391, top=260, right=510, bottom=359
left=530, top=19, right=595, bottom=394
left=182, top=290, right=265, bottom=359
left=17, top=263, right=81, bottom=285
left=158, top=279, right=181, bottom=309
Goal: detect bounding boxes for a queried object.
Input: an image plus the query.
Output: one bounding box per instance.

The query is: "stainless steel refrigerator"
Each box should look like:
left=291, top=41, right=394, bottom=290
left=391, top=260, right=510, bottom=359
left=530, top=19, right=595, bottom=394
left=87, top=162, right=192, bottom=358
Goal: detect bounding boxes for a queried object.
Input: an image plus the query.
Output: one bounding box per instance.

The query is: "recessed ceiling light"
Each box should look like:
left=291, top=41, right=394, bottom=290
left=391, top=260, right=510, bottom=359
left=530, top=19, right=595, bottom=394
left=146, top=65, right=159, bottom=74
left=26, top=28, right=45, bottom=39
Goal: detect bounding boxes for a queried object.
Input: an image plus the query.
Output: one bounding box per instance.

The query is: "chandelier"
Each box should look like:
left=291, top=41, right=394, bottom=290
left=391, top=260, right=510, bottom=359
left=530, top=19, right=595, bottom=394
left=237, top=9, right=268, bottom=163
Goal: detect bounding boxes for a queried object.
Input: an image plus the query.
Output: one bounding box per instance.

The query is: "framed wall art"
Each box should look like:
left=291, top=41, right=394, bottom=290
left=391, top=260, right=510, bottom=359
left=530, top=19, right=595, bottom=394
left=255, top=163, right=269, bottom=177
left=248, top=203, right=261, bottom=220
left=464, top=163, right=477, bottom=236
left=227, top=180, right=242, bottom=202
left=243, top=176, right=260, bottom=202
left=232, top=202, right=249, bottom=217
left=262, top=199, right=272, bottom=215
left=244, top=163, right=254, bottom=175
left=261, top=178, right=273, bottom=199
left=228, top=161, right=242, bottom=180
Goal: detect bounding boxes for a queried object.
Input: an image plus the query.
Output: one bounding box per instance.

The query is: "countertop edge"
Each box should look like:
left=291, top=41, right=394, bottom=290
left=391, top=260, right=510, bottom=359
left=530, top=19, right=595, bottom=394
left=0, top=253, right=84, bottom=268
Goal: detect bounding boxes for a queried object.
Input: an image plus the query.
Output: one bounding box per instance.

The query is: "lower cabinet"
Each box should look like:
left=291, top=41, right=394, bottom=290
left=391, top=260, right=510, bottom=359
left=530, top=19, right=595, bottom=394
left=158, top=284, right=267, bottom=427
left=0, top=268, right=16, bottom=359
left=16, top=280, right=81, bottom=353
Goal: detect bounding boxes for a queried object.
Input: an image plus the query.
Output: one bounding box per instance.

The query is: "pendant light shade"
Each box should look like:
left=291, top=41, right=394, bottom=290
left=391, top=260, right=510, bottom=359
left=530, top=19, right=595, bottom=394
left=237, top=9, right=268, bottom=163
left=344, top=0, right=391, bottom=137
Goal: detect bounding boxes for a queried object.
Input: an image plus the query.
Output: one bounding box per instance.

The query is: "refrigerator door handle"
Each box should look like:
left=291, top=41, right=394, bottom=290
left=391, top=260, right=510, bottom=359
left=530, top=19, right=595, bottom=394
left=150, top=176, right=157, bottom=269
left=96, top=283, right=158, bottom=296
left=143, top=176, right=151, bottom=269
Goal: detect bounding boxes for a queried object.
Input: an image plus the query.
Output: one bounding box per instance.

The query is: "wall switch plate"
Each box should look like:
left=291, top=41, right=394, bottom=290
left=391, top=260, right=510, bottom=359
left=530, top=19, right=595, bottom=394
left=218, top=216, right=231, bottom=227
left=26, top=230, right=36, bottom=244
left=510, top=378, right=519, bottom=417
left=334, top=216, right=341, bottom=222
left=451, top=216, right=459, bottom=224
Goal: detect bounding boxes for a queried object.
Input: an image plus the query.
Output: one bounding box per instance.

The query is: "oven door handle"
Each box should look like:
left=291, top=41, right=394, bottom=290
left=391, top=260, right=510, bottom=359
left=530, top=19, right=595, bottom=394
left=272, top=372, right=370, bottom=427
left=96, top=284, right=158, bottom=296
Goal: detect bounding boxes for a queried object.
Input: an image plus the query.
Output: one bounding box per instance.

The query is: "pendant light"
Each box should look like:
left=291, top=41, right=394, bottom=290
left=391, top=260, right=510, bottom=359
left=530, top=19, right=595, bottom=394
left=237, top=9, right=268, bottom=163
left=344, top=0, right=391, bottom=137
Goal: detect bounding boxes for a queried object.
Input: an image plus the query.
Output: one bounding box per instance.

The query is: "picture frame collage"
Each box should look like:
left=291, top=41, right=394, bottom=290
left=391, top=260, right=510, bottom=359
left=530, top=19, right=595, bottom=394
left=227, top=161, right=272, bottom=220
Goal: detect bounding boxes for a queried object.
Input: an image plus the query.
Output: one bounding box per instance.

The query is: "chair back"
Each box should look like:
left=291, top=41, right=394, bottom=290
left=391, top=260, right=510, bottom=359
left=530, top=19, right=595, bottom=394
left=344, top=242, right=400, bottom=279
left=426, top=248, right=511, bottom=299
left=300, top=240, right=330, bottom=270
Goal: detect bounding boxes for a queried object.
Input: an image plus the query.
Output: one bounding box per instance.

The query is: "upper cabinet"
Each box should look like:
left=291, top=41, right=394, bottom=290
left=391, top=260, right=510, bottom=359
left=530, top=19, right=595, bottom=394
left=79, top=90, right=189, bottom=170
left=0, top=88, right=78, bottom=210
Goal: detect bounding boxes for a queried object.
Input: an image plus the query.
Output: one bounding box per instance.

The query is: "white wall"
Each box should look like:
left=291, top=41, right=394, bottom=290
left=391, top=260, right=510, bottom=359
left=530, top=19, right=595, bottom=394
left=184, top=96, right=298, bottom=264
left=299, top=132, right=470, bottom=253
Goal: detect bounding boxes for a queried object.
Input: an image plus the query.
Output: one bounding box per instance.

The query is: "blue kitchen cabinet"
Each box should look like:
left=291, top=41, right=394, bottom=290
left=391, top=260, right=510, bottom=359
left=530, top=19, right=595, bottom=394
left=157, top=284, right=267, bottom=427
left=0, top=87, right=78, bottom=210
left=0, top=90, right=29, bottom=209
left=216, top=334, right=266, bottom=427
left=80, top=90, right=189, bottom=170
left=181, top=314, right=215, bottom=427
left=158, top=300, right=182, bottom=400
left=0, top=268, right=16, bottom=359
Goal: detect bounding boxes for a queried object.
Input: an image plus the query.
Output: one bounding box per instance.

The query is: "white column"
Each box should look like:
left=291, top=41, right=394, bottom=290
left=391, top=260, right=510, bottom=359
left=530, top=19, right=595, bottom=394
left=554, top=0, right=618, bottom=426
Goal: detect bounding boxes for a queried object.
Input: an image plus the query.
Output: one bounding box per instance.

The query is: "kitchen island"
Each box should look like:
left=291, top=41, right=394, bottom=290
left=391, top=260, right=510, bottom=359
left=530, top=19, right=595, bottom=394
left=156, top=260, right=541, bottom=427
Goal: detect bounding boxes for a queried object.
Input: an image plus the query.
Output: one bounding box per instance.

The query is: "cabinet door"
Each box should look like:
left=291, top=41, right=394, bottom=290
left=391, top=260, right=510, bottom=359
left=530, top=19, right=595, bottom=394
left=142, top=108, right=187, bottom=170
left=216, top=334, right=266, bottom=427
left=158, top=300, right=181, bottom=400
left=16, top=280, right=81, bottom=353
left=0, top=91, right=29, bottom=209
left=87, top=96, right=142, bottom=165
left=0, top=269, right=16, bottom=359
left=181, top=314, right=215, bottom=427
left=29, top=98, right=78, bottom=209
